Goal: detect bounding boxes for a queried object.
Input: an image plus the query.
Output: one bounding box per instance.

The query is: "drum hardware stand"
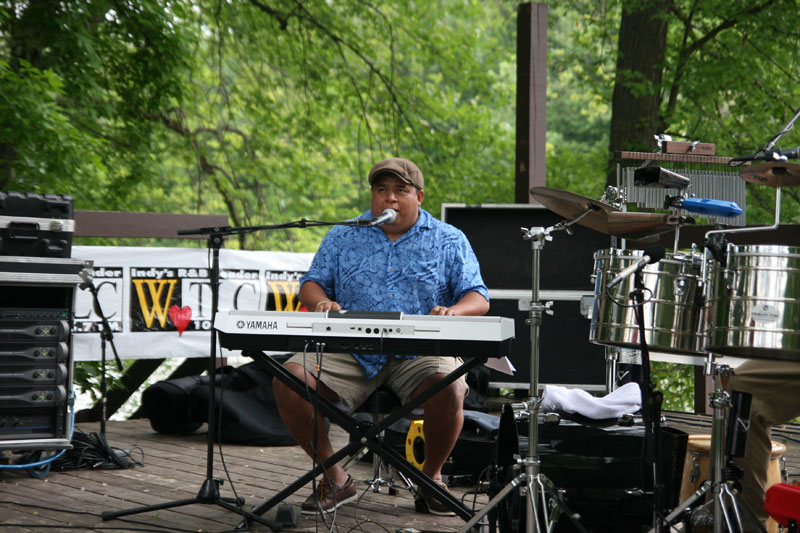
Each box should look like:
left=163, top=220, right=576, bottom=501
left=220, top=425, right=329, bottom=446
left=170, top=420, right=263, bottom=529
left=605, top=349, right=620, bottom=393
left=701, top=186, right=782, bottom=284
left=603, top=347, right=641, bottom=393
left=681, top=197, right=786, bottom=533
left=459, top=214, right=591, bottom=533
left=654, top=355, right=766, bottom=533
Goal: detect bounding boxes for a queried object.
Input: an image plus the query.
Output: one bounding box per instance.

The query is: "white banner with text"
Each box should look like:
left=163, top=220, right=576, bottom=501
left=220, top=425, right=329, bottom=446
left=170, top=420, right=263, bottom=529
left=72, top=246, right=313, bottom=361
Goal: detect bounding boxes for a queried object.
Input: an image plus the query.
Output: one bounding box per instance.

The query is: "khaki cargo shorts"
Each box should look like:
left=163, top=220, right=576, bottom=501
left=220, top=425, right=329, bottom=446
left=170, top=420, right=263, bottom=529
left=285, top=352, right=468, bottom=412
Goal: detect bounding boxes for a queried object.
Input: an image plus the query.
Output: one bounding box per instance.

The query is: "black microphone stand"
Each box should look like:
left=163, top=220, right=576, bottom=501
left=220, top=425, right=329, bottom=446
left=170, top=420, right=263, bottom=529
left=101, top=216, right=367, bottom=529
left=629, top=268, right=666, bottom=532
left=730, top=105, right=800, bottom=163
left=80, top=277, right=124, bottom=437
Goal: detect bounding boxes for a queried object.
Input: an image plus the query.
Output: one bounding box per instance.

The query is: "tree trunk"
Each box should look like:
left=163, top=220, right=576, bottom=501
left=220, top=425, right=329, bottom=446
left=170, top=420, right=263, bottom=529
left=607, top=0, right=670, bottom=185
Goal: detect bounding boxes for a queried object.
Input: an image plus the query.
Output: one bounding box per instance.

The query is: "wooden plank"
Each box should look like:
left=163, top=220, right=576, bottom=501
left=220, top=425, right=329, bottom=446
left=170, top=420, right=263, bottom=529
left=74, top=210, right=228, bottom=239
left=616, top=150, right=734, bottom=165
left=98, top=419, right=477, bottom=531
left=662, top=141, right=716, bottom=156
left=9, top=416, right=798, bottom=533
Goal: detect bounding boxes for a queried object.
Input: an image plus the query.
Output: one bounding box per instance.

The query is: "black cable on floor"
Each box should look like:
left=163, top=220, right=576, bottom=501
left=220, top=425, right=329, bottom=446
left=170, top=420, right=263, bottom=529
left=50, top=428, right=144, bottom=471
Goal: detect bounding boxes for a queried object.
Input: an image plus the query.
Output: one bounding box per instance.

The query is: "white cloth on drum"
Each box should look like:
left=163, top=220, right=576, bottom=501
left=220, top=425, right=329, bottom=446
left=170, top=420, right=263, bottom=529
left=541, top=382, right=641, bottom=420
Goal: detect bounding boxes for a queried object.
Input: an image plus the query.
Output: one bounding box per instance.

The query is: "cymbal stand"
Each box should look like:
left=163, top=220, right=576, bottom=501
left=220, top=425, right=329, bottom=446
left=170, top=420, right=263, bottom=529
left=459, top=214, right=590, bottom=533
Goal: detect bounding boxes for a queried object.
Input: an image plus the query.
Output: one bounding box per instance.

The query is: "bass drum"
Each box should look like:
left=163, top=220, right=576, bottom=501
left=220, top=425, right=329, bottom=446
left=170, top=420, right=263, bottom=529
left=590, top=248, right=705, bottom=355
left=706, top=244, right=800, bottom=360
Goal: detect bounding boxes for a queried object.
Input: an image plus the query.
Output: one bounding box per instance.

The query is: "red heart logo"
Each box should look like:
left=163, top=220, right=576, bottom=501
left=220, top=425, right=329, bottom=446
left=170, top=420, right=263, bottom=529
left=168, top=305, right=192, bottom=336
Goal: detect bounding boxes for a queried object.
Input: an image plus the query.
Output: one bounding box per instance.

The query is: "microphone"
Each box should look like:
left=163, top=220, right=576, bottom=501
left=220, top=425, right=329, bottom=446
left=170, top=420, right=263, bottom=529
left=360, top=208, right=397, bottom=227
left=730, top=146, right=800, bottom=162
left=607, top=244, right=666, bottom=289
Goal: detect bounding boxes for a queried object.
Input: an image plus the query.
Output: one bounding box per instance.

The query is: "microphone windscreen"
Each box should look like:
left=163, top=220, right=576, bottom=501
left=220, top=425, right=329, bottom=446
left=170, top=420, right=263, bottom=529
left=645, top=243, right=666, bottom=264
left=383, top=208, right=398, bottom=222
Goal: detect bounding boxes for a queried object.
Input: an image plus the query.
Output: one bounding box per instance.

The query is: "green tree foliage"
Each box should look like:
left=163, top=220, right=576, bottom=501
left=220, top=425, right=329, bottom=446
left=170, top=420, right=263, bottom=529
left=1, top=0, right=190, bottom=207
left=152, top=0, right=519, bottom=250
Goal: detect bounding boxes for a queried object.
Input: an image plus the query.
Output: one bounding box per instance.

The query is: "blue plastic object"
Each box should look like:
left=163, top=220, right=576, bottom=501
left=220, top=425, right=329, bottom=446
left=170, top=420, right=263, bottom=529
left=681, top=198, right=743, bottom=217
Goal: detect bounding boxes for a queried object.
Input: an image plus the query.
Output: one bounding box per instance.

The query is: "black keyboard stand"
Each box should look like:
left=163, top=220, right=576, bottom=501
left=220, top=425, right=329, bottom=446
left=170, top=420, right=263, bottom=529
left=240, top=349, right=484, bottom=524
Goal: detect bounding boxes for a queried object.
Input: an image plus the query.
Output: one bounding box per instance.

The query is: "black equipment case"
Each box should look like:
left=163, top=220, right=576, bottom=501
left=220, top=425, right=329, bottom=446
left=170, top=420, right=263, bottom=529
left=0, top=192, right=74, bottom=258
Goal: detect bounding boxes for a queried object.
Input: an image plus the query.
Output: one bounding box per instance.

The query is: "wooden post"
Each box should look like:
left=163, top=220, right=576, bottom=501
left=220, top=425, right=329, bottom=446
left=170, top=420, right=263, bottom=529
left=515, top=2, right=548, bottom=203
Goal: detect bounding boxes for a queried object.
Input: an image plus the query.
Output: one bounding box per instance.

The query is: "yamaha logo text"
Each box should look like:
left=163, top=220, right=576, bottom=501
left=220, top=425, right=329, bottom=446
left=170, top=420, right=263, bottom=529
left=242, top=320, right=278, bottom=330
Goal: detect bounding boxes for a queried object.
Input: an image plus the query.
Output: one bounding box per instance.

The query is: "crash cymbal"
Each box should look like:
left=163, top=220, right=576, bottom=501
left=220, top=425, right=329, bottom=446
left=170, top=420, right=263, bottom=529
left=740, top=162, right=800, bottom=187
left=530, top=186, right=682, bottom=241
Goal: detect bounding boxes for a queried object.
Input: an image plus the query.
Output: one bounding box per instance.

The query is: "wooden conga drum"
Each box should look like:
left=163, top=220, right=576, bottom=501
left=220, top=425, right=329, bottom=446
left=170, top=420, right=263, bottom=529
left=680, top=434, right=786, bottom=533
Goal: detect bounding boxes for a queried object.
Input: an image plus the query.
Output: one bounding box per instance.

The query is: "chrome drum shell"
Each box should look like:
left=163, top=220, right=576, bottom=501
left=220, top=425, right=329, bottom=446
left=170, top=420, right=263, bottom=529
left=705, top=244, right=800, bottom=361
left=590, top=248, right=705, bottom=355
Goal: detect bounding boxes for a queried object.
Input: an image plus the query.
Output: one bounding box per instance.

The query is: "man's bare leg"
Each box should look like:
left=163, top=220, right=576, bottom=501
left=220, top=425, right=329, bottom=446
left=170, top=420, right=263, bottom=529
left=272, top=362, right=348, bottom=486
left=412, top=373, right=465, bottom=483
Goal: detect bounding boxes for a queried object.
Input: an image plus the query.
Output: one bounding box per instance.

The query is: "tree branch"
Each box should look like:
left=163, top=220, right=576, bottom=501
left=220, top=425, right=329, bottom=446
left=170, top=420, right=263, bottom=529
left=246, top=0, right=422, bottom=149
left=665, top=0, right=779, bottom=118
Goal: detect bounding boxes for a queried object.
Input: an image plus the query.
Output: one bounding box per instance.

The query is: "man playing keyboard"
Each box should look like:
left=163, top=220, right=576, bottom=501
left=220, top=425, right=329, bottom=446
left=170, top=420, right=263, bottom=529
left=272, top=157, right=489, bottom=516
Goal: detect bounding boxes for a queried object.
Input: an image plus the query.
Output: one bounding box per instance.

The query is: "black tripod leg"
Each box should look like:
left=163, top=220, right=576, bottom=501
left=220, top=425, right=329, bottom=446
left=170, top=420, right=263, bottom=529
left=458, top=473, right=527, bottom=533
left=102, top=497, right=198, bottom=520
left=649, top=481, right=711, bottom=533
left=534, top=475, right=589, bottom=533
left=102, top=496, right=276, bottom=529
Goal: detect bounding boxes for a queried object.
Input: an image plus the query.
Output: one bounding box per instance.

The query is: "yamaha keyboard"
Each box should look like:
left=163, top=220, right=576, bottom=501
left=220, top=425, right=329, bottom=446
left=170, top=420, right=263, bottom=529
left=215, top=310, right=514, bottom=357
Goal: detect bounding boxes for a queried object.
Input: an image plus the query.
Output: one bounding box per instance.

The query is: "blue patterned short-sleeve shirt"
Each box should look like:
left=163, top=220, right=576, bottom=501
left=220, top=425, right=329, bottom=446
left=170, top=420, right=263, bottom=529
left=300, top=208, right=489, bottom=379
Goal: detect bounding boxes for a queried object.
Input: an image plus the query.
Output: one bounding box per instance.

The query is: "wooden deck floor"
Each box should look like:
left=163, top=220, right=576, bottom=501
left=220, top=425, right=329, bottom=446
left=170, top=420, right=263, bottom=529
left=0, top=418, right=486, bottom=533
left=1, top=414, right=798, bottom=533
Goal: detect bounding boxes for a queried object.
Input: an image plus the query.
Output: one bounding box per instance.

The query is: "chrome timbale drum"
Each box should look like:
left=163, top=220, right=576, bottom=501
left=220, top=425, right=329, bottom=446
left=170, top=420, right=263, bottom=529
left=705, top=244, right=800, bottom=361
left=590, top=248, right=705, bottom=355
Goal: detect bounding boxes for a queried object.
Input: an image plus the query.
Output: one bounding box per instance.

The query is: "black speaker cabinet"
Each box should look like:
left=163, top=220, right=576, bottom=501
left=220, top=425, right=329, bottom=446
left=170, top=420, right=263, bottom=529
left=441, top=203, right=611, bottom=291
left=0, top=192, right=74, bottom=258
left=442, top=204, right=610, bottom=390
left=487, top=295, right=607, bottom=390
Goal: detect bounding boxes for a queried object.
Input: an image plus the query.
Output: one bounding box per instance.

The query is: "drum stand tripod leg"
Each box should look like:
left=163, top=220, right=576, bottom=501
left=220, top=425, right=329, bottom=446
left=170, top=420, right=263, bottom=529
left=656, top=480, right=712, bottom=529
left=697, top=356, right=766, bottom=533
left=707, top=356, right=746, bottom=533
left=651, top=355, right=763, bottom=533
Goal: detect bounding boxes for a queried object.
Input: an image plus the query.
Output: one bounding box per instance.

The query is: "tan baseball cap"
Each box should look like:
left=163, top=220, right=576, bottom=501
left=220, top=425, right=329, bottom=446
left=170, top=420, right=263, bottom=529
left=368, top=157, right=424, bottom=190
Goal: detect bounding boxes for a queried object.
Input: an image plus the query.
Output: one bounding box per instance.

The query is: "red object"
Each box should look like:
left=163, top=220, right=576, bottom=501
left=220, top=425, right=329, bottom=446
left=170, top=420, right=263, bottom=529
left=765, top=483, right=800, bottom=527
left=168, top=305, right=192, bottom=336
